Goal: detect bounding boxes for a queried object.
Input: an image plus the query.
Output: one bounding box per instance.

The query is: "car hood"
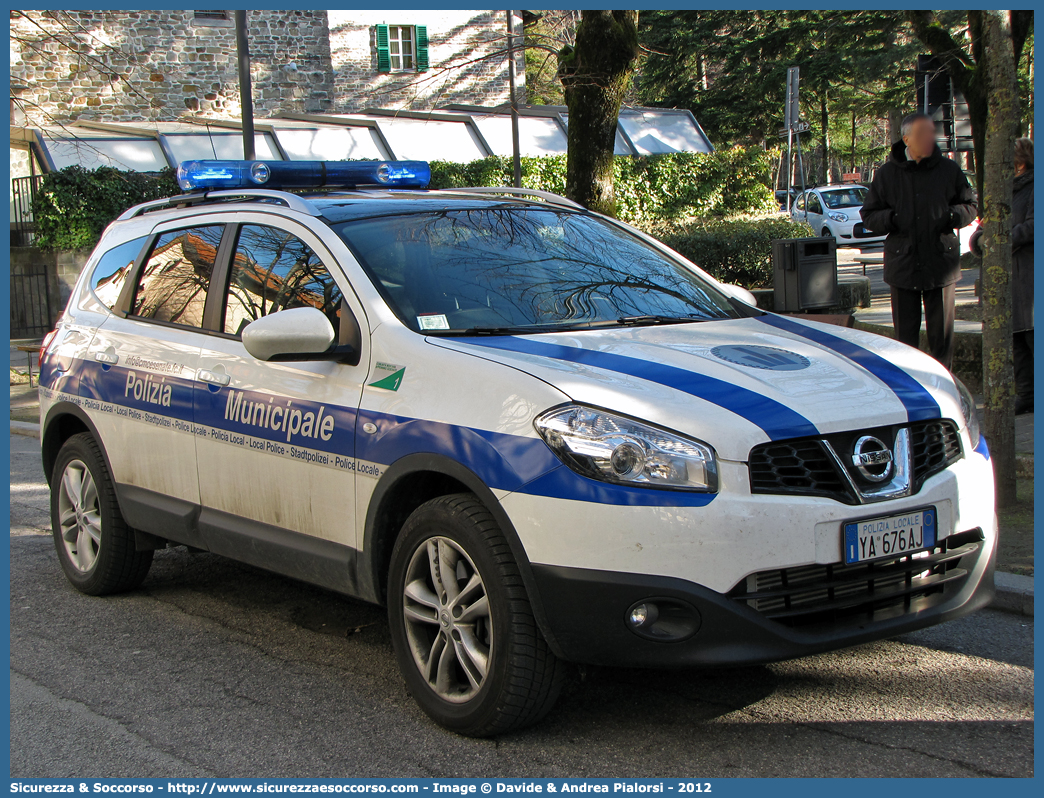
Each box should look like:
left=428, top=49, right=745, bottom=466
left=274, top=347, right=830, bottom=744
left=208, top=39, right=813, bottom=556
left=429, top=314, right=963, bottom=461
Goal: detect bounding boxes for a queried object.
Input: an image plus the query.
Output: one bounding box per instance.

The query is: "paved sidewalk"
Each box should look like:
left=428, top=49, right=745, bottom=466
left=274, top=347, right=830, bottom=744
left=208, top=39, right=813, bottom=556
left=840, top=250, right=982, bottom=333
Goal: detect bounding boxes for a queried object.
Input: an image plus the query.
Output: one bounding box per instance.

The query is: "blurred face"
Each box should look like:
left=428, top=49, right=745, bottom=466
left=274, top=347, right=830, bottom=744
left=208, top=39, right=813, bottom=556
left=903, top=118, right=936, bottom=160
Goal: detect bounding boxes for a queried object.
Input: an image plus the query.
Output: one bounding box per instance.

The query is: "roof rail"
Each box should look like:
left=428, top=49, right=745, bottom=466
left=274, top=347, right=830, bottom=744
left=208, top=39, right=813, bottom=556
left=116, top=189, right=321, bottom=221
left=442, top=186, right=585, bottom=211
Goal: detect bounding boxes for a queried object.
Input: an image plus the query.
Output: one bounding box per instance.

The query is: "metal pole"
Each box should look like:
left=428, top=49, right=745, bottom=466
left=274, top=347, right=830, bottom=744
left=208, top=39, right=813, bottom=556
left=786, top=128, right=793, bottom=211
left=235, top=10, right=256, bottom=160
left=506, top=10, right=522, bottom=189
left=795, top=131, right=807, bottom=220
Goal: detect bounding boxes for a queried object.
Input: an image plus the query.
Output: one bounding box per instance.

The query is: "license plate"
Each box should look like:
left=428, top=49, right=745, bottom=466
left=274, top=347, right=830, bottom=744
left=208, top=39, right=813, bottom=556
left=843, top=507, right=936, bottom=565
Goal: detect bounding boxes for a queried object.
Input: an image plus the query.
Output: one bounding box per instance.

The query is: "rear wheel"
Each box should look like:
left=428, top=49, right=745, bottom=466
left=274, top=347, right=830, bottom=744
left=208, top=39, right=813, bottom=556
left=50, top=432, right=153, bottom=595
left=387, top=493, right=564, bottom=736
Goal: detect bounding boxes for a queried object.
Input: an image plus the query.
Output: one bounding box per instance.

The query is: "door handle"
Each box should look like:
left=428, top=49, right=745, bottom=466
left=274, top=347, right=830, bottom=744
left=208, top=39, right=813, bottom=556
left=197, top=368, right=230, bottom=387
left=94, top=349, right=118, bottom=365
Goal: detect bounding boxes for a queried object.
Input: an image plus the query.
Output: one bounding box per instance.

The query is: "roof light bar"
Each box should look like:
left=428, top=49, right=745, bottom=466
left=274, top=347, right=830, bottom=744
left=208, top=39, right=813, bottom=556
left=175, top=159, right=431, bottom=192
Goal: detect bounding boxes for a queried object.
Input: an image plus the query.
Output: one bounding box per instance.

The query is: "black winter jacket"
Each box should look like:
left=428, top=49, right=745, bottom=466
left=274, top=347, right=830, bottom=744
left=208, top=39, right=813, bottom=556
left=861, top=141, right=978, bottom=290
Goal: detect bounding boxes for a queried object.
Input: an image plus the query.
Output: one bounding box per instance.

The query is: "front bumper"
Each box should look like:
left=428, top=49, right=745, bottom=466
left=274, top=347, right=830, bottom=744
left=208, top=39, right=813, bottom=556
left=531, top=523, right=996, bottom=668
left=834, top=219, right=886, bottom=243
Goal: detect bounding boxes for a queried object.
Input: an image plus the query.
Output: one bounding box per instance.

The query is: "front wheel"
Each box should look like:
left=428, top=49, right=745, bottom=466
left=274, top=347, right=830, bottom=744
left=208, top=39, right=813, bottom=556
left=387, top=494, right=564, bottom=736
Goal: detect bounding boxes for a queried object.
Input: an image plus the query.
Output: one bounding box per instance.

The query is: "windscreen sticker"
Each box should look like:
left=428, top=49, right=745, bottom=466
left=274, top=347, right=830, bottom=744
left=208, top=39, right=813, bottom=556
left=368, top=361, right=405, bottom=391
left=417, top=313, right=450, bottom=331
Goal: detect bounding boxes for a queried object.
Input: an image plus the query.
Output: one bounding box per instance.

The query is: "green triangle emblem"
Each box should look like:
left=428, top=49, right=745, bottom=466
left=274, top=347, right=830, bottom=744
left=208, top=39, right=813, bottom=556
left=369, top=368, right=405, bottom=391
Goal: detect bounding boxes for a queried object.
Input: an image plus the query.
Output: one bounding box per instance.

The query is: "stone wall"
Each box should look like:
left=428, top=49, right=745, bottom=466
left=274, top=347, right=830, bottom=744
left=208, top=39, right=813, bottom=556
left=327, top=10, right=524, bottom=112
left=10, top=10, right=334, bottom=122
left=10, top=9, right=523, bottom=126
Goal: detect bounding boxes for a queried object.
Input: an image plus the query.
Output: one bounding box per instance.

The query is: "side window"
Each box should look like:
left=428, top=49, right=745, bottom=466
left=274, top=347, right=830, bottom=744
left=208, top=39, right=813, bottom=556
left=808, top=194, right=823, bottom=214
left=794, top=194, right=805, bottom=212
left=90, top=236, right=147, bottom=311
left=223, top=224, right=344, bottom=337
left=131, top=225, right=224, bottom=328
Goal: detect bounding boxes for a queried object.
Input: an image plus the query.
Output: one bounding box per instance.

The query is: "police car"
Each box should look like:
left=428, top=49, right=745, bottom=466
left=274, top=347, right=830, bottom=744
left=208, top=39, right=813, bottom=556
left=39, top=159, right=996, bottom=737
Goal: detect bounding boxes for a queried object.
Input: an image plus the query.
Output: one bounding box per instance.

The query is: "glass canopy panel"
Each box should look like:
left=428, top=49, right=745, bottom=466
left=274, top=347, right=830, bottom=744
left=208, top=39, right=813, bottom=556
left=618, top=112, right=713, bottom=155
left=45, top=137, right=169, bottom=171
left=162, top=132, right=280, bottom=163
left=470, top=115, right=568, bottom=157
left=272, top=125, right=387, bottom=160
left=368, top=118, right=487, bottom=162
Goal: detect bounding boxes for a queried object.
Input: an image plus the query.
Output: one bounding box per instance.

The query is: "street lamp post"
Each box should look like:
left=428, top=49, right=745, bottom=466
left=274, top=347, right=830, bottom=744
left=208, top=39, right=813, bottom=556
left=235, top=10, right=256, bottom=160
left=506, top=10, right=522, bottom=188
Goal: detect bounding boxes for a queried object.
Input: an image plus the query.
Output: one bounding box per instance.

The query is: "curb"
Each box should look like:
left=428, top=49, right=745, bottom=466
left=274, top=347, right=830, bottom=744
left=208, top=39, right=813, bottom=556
left=6, top=420, right=1033, bottom=616
left=994, top=571, right=1034, bottom=617
left=10, top=420, right=40, bottom=439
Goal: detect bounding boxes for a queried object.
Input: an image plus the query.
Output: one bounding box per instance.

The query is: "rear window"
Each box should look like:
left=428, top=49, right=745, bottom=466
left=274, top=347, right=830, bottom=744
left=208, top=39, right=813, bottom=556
left=131, top=225, right=224, bottom=328
left=90, top=236, right=147, bottom=311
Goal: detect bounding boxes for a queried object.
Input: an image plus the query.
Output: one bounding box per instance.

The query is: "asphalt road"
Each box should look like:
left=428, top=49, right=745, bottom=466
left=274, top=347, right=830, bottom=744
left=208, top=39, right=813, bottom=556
left=9, top=433, right=1034, bottom=778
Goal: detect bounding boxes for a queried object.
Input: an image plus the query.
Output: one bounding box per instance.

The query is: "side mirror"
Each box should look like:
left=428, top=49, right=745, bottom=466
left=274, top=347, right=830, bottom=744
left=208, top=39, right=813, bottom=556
left=720, top=283, right=758, bottom=307
left=242, top=307, right=352, bottom=362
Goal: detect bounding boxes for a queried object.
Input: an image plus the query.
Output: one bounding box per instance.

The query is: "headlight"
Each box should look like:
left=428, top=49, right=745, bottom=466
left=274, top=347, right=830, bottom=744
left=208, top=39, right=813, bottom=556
left=534, top=405, right=718, bottom=492
left=954, top=377, right=981, bottom=450
left=828, top=212, right=848, bottom=222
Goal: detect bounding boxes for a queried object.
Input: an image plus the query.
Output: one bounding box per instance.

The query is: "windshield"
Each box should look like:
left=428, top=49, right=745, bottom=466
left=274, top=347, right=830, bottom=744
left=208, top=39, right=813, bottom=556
left=334, top=209, right=755, bottom=334
left=821, top=187, right=867, bottom=209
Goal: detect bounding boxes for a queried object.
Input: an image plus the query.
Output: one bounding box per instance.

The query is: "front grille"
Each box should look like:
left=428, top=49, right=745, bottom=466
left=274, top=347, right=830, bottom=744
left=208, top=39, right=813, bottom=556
left=748, top=419, right=962, bottom=504
left=912, top=420, right=963, bottom=483
left=728, top=528, right=984, bottom=627
left=749, top=439, right=849, bottom=499
left=852, top=223, right=877, bottom=239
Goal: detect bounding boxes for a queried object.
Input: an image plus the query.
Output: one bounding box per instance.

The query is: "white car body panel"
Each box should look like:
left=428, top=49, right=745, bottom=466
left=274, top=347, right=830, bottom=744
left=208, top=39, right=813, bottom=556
left=37, top=186, right=997, bottom=671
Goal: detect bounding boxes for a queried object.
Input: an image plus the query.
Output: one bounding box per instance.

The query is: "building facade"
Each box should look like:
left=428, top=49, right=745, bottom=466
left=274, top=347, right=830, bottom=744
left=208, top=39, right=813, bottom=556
left=10, top=9, right=524, bottom=126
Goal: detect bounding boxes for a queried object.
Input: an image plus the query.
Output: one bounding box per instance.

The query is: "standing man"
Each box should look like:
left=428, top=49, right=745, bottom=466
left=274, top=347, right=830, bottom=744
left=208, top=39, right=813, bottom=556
left=861, top=112, right=978, bottom=370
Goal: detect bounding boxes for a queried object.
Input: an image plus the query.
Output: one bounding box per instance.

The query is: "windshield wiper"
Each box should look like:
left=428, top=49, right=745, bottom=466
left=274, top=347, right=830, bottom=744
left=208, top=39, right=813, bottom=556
left=426, top=315, right=707, bottom=337
left=615, top=314, right=703, bottom=326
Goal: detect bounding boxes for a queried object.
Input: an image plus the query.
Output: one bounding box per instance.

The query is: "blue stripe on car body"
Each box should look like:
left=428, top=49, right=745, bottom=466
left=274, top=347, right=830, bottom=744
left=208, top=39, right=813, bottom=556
left=62, top=357, right=715, bottom=508
left=444, top=335, right=820, bottom=441
left=756, top=314, right=941, bottom=422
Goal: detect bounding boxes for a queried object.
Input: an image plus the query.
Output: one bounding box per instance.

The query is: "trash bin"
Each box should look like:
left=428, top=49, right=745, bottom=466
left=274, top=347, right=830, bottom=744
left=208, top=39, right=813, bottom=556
left=771, top=237, right=838, bottom=312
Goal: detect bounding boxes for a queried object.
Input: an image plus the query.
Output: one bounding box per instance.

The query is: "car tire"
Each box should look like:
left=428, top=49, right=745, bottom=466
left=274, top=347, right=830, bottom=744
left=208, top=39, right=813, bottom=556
left=821, top=227, right=835, bottom=240
left=387, top=493, right=565, bottom=737
left=50, top=432, right=153, bottom=596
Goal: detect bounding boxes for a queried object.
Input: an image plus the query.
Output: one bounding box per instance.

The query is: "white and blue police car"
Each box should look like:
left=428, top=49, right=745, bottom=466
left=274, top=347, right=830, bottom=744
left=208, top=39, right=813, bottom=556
left=39, top=159, right=996, bottom=737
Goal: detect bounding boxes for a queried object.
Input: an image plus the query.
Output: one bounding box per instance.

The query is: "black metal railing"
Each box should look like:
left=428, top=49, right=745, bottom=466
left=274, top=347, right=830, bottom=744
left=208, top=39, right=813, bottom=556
left=11, top=174, right=44, bottom=246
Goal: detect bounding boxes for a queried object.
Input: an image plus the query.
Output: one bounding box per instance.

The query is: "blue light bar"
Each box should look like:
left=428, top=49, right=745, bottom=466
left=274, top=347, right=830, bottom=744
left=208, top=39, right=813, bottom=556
left=176, top=160, right=431, bottom=192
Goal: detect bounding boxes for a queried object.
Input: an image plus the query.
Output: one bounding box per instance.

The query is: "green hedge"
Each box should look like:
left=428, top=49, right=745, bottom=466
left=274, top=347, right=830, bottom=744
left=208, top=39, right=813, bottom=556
left=32, top=166, right=178, bottom=250
left=642, top=214, right=815, bottom=288
left=429, top=146, right=778, bottom=224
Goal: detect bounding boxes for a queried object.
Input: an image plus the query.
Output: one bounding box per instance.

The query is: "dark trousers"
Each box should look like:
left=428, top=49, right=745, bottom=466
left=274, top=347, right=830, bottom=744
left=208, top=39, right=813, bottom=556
left=1014, top=329, right=1034, bottom=402
left=890, top=284, right=956, bottom=370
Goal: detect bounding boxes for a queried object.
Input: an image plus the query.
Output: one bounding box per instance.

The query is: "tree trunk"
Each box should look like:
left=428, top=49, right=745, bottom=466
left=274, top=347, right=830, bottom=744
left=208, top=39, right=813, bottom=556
left=980, top=10, right=1018, bottom=508
left=887, top=107, right=902, bottom=147
left=557, top=10, right=639, bottom=215
left=819, top=93, right=830, bottom=184
left=850, top=112, right=857, bottom=173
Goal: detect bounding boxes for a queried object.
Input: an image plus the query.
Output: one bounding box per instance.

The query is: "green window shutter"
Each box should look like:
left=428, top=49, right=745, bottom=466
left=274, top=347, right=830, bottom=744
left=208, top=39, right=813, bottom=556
left=415, top=25, right=429, bottom=71
left=375, top=24, right=390, bottom=73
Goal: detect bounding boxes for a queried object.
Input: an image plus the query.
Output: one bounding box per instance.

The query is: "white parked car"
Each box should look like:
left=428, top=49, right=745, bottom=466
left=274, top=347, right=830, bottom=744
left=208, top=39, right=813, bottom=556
left=39, top=159, right=996, bottom=737
left=791, top=184, right=887, bottom=244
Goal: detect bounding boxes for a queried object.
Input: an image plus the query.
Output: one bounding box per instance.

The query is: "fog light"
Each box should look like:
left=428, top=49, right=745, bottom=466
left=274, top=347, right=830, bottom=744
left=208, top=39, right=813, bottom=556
left=628, top=602, right=657, bottom=628
left=625, top=598, right=701, bottom=642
